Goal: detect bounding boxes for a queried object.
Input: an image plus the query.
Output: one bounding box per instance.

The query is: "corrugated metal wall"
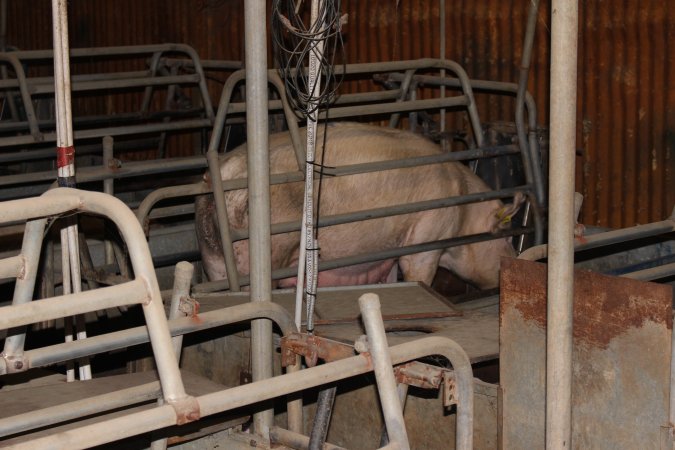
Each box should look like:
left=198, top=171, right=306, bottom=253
left=4, top=0, right=674, bottom=228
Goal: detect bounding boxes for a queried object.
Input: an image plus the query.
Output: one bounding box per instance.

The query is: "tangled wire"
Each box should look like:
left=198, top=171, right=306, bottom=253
left=271, top=0, right=346, bottom=116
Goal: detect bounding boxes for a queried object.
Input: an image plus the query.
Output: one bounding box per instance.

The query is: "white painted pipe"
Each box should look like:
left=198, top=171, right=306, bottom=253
left=546, top=1, right=579, bottom=449
left=359, top=293, right=410, bottom=450
left=243, top=0, right=275, bottom=435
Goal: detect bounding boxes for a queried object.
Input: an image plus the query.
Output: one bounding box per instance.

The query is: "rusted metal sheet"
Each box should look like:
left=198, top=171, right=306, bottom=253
left=5, top=1, right=674, bottom=226
left=500, top=258, right=672, bottom=449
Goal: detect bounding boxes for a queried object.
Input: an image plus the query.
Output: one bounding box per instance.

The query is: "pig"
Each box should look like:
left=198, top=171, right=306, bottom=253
left=195, top=122, right=523, bottom=290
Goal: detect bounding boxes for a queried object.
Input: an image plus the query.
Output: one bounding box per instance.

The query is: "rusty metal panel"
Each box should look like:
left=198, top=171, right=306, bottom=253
left=500, top=258, right=673, bottom=449
left=5, top=1, right=674, bottom=226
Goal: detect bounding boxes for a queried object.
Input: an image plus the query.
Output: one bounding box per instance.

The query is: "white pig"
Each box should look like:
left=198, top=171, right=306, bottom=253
left=195, top=122, right=522, bottom=290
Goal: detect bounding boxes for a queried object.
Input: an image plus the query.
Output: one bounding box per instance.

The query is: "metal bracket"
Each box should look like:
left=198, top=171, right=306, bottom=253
left=0, top=353, right=27, bottom=374
left=443, top=370, right=457, bottom=408
left=280, top=332, right=355, bottom=368
left=392, top=360, right=458, bottom=408
left=394, top=361, right=444, bottom=389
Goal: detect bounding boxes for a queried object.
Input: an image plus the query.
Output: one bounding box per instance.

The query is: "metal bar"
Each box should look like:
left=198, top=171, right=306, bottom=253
left=244, top=0, right=274, bottom=434
left=102, top=136, right=115, bottom=266
left=0, top=154, right=208, bottom=188
left=515, top=0, right=542, bottom=205
left=270, top=427, right=346, bottom=450
left=0, top=69, right=151, bottom=87
left=1, top=219, right=47, bottom=359
left=546, top=2, right=579, bottom=448
left=140, top=51, right=163, bottom=115
left=151, top=261, right=194, bottom=450
left=0, top=117, right=211, bottom=148
left=135, top=146, right=518, bottom=231
left=9, top=43, right=208, bottom=60
left=25, top=301, right=296, bottom=368
left=359, top=294, right=410, bottom=450
left=0, top=254, right=22, bottom=279
left=232, top=185, right=530, bottom=242
left=0, top=279, right=147, bottom=330
left=518, top=215, right=675, bottom=261
left=0, top=381, right=161, bottom=438
left=29, top=73, right=202, bottom=94
left=621, top=262, right=675, bottom=282
left=0, top=54, right=41, bottom=139
left=195, top=226, right=532, bottom=293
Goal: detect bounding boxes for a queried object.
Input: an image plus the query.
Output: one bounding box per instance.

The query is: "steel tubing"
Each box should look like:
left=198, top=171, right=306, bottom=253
left=359, top=294, right=410, bottom=450
left=0, top=53, right=41, bottom=139
left=25, top=301, right=297, bottom=368
left=0, top=279, right=147, bottom=331
left=9, top=336, right=472, bottom=450
left=518, top=215, right=675, bottom=261
left=0, top=117, right=212, bottom=148
left=231, top=185, right=529, bottom=242
left=546, top=2, right=579, bottom=449
left=1, top=219, right=47, bottom=358
left=0, top=254, right=22, bottom=279
left=195, top=226, right=532, bottom=293
left=270, top=427, right=346, bottom=450
left=40, top=188, right=189, bottom=403
left=0, top=382, right=161, bottom=438
left=622, top=262, right=675, bottom=282
left=244, top=0, right=275, bottom=434
left=136, top=147, right=517, bottom=232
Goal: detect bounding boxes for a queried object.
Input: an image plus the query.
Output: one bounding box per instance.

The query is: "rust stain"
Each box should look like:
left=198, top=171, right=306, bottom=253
left=500, top=258, right=673, bottom=350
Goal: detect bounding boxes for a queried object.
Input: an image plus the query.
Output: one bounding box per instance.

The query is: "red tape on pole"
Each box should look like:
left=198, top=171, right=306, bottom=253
left=56, top=145, right=75, bottom=169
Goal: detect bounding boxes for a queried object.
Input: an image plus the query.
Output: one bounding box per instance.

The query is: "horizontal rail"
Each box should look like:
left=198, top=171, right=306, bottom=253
left=195, top=226, right=532, bottom=293
left=0, top=279, right=148, bottom=330
left=25, top=302, right=297, bottom=368
left=519, top=212, right=675, bottom=261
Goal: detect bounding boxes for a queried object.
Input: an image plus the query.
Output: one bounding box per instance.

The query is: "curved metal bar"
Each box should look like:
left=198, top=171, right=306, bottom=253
left=38, top=188, right=190, bottom=403
left=0, top=53, right=41, bottom=139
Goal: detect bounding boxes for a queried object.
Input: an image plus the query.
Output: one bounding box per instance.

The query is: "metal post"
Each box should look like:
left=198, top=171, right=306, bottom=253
left=359, top=293, right=410, bottom=450
left=51, top=0, right=91, bottom=381
left=150, top=261, right=194, bottom=450
left=244, top=0, right=274, bottom=436
left=546, top=1, right=578, bottom=449
left=102, top=136, right=115, bottom=266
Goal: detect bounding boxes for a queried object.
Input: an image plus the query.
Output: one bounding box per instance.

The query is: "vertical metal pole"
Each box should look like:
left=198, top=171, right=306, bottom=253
left=103, top=136, right=115, bottom=266
left=359, top=293, right=410, bottom=450
left=150, top=261, right=194, bottom=450
left=546, top=1, right=578, bottom=449
left=439, top=0, right=447, bottom=150
left=51, top=0, right=91, bottom=381
left=244, top=0, right=274, bottom=436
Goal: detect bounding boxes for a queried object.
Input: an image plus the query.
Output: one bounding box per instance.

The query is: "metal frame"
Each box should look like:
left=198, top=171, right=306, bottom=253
left=1, top=290, right=473, bottom=450
left=0, top=44, right=214, bottom=146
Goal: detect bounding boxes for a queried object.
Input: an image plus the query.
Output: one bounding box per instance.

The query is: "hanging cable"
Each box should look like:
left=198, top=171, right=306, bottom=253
left=272, top=0, right=345, bottom=333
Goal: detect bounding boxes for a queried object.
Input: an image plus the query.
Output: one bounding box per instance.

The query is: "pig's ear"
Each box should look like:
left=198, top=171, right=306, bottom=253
left=490, top=192, right=526, bottom=233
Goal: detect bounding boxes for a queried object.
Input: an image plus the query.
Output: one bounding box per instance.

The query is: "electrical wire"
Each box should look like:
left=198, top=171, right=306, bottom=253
left=271, top=0, right=346, bottom=117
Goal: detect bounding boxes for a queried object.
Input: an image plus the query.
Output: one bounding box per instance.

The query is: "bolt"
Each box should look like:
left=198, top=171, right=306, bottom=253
left=249, top=439, right=257, bottom=447
left=14, top=361, right=23, bottom=370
